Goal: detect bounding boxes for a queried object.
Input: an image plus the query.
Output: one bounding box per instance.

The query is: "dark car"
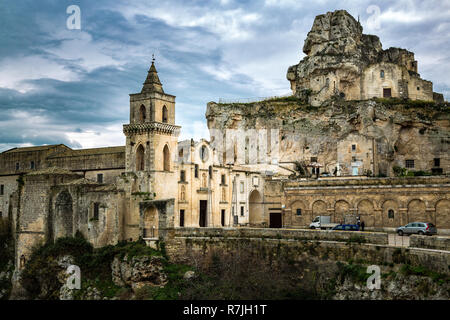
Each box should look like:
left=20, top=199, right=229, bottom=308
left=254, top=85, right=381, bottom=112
left=396, top=222, right=437, bottom=236
left=332, top=224, right=360, bottom=231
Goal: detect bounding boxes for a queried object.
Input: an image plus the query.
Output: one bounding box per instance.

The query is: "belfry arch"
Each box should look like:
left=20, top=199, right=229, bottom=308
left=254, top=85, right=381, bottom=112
left=136, top=144, right=145, bottom=171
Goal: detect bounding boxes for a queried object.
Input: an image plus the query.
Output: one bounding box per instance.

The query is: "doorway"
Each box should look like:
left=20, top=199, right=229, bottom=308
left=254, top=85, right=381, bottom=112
left=270, top=212, right=282, bottom=228
left=221, top=209, right=225, bottom=227
left=199, top=200, right=207, bottom=227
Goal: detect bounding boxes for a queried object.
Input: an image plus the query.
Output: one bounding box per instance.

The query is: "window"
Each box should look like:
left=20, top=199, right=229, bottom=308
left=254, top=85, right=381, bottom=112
left=240, top=206, right=244, bottom=216
left=208, top=165, right=212, bottom=178
left=179, top=210, right=185, bottom=227
left=380, top=70, right=384, bottom=78
left=221, top=174, right=226, bottom=185
left=16, top=162, right=19, bottom=170
left=93, top=203, right=100, bottom=220
left=30, top=161, right=35, bottom=170
left=200, top=145, right=208, bottom=162
left=139, top=105, right=146, bottom=122
left=351, top=144, right=356, bottom=151
left=0, top=212, right=2, bottom=218
left=383, top=88, right=391, bottom=98
left=310, top=157, right=317, bottom=163
left=221, top=210, right=225, bottom=227
left=352, top=156, right=357, bottom=162
left=162, top=105, right=168, bottom=123
left=434, top=158, right=440, bottom=167
left=136, top=145, right=145, bottom=171
left=296, top=209, right=302, bottom=216
left=97, top=174, right=103, bottom=183
left=0, top=185, right=3, bottom=195
left=163, top=144, right=170, bottom=171
left=178, top=148, right=184, bottom=159
left=194, top=164, right=199, bottom=178
left=405, top=159, right=415, bottom=168
left=417, top=86, right=420, bottom=91
left=240, top=181, right=244, bottom=193
left=180, top=170, right=186, bottom=182
left=388, top=209, right=394, bottom=219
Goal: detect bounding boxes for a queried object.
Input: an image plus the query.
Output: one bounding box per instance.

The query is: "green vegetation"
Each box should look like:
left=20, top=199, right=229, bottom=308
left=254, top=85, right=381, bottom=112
left=0, top=219, right=14, bottom=300
left=400, top=264, right=449, bottom=285
left=336, top=262, right=370, bottom=284
left=20, top=233, right=165, bottom=299
left=393, top=166, right=433, bottom=177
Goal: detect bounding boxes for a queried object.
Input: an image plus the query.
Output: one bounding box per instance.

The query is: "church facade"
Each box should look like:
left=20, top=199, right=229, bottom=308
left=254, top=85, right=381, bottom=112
left=0, top=61, right=265, bottom=270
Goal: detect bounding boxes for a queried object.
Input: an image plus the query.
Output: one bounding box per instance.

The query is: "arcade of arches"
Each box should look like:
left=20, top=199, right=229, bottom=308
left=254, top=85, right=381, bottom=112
left=283, top=186, right=450, bottom=231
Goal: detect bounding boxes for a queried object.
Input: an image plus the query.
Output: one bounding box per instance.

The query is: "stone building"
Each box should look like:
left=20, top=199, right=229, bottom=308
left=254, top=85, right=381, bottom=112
left=0, top=9, right=449, bottom=272
left=286, top=10, right=444, bottom=106
left=0, top=60, right=264, bottom=270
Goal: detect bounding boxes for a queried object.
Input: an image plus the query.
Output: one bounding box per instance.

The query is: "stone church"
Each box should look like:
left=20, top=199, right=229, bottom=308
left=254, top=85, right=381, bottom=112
left=0, top=59, right=265, bottom=270
left=0, top=10, right=449, bottom=271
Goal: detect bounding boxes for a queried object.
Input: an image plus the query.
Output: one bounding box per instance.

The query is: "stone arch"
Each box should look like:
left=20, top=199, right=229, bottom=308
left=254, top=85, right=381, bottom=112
left=435, top=199, right=450, bottom=229
left=54, top=190, right=73, bottom=239
left=139, top=104, right=146, bottom=123
left=162, top=105, right=168, bottom=123
left=357, top=199, right=375, bottom=228
left=382, top=199, right=400, bottom=228
left=334, top=200, right=350, bottom=224
left=136, top=144, right=145, bottom=171
left=312, top=200, right=327, bottom=217
left=143, top=206, right=158, bottom=238
left=163, top=144, right=170, bottom=171
left=249, top=189, right=263, bottom=226
left=407, top=199, right=426, bottom=223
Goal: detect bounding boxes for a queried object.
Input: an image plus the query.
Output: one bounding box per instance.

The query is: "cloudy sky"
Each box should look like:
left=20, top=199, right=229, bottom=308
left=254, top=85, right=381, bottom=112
left=0, top=0, right=449, bottom=152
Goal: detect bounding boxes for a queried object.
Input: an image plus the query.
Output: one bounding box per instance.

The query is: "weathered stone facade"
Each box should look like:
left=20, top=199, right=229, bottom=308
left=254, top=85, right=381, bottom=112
left=286, top=10, right=441, bottom=106
left=0, top=10, right=448, bottom=276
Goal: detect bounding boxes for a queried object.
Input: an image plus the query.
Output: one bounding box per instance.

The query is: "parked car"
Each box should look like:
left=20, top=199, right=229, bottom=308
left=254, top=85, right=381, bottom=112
left=331, top=224, right=360, bottom=231
left=396, top=222, right=437, bottom=236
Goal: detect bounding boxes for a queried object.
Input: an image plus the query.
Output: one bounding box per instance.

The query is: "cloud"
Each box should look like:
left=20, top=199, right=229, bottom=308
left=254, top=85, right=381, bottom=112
left=0, top=0, right=449, bottom=153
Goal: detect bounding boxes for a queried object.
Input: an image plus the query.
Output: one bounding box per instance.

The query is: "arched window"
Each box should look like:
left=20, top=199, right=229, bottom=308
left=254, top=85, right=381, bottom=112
left=162, top=105, right=168, bottom=123
left=139, top=105, right=146, bottom=123
left=380, top=70, right=385, bottom=78
left=180, top=185, right=186, bottom=201
left=163, top=144, right=170, bottom=171
left=136, top=145, right=145, bottom=171
left=388, top=209, right=395, bottom=219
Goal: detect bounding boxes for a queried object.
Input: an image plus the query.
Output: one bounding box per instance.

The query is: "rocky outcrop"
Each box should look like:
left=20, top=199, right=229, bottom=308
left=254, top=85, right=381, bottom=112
left=287, top=10, right=442, bottom=105
left=206, top=98, right=449, bottom=175
left=111, top=254, right=168, bottom=291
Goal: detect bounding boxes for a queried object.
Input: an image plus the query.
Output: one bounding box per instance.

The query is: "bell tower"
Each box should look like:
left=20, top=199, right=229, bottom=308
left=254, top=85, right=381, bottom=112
left=123, top=57, right=180, bottom=197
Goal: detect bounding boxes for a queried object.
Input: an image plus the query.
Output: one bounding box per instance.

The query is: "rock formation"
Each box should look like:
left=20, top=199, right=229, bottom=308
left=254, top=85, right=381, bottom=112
left=287, top=10, right=442, bottom=105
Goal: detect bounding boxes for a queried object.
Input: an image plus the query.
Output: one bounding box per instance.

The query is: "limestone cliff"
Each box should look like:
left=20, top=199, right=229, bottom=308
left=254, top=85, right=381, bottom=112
left=206, top=98, right=449, bottom=176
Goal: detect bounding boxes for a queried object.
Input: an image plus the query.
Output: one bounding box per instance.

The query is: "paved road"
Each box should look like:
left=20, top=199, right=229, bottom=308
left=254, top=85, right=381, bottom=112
left=388, top=233, right=410, bottom=247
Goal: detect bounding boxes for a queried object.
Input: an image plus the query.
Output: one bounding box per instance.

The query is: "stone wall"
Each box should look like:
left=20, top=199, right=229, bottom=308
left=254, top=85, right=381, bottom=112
left=410, top=235, right=450, bottom=251
left=279, top=176, right=450, bottom=233
left=164, top=228, right=450, bottom=275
